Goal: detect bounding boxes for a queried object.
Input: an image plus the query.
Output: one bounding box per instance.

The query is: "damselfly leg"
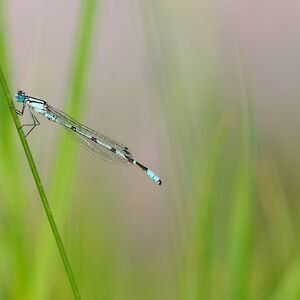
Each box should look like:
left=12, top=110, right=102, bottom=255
left=16, top=105, right=40, bottom=137
left=15, top=102, right=26, bottom=116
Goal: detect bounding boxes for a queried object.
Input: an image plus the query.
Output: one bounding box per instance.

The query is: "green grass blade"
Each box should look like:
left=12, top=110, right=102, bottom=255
left=227, top=56, right=255, bottom=300
left=259, top=160, right=298, bottom=299
left=0, top=3, right=32, bottom=296
left=30, top=1, right=99, bottom=298
left=0, top=67, right=81, bottom=300
left=49, top=0, right=99, bottom=200
left=0, top=0, right=13, bottom=142
left=269, top=256, right=300, bottom=300
left=0, top=0, right=18, bottom=166
left=196, top=111, right=231, bottom=300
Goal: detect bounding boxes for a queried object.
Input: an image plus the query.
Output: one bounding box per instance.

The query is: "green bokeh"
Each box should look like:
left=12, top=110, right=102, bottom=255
left=0, top=0, right=299, bottom=299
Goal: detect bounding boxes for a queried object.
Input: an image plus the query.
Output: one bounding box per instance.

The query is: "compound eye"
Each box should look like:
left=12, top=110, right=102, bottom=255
left=17, top=90, right=24, bottom=95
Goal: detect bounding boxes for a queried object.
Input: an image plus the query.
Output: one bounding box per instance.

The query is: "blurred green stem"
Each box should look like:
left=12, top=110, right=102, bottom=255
left=228, top=55, right=255, bottom=300
left=30, top=1, right=99, bottom=298
left=0, top=67, right=81, bottom=300
left=197, top=110, right=231, bottom=300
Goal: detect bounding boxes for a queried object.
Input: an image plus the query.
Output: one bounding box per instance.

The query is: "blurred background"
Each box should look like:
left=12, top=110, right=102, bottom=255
left=0, top=0, right=299, bottom=299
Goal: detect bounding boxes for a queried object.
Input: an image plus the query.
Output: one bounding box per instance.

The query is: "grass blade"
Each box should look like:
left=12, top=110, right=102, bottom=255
left=227, top=56, right=255, bottom=300
left=30, top=1, right=99, bottom=298
left=0, top=67, right=81, bottom=300
left=196, top=110, right=232, bottom=300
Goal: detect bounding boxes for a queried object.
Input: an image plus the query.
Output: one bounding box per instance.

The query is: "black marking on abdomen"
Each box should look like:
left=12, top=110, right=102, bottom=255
left=126, top=156, right=134, bottom=163
left=111, top=147, right=116, bottom=153
left=91, top=137, right=97, bottom=142
left=135, top=161, right=148, bottom=171
left=71, top=126, right=77, bottom=132
left=124, top=148, right=131, bottom=155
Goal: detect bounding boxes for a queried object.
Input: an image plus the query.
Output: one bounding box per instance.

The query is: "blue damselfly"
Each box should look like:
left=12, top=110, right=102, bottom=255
left=15, top=91, right=162, bottom=185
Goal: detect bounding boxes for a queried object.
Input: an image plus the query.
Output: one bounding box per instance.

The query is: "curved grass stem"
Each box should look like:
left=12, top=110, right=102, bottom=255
left=0, top=67, right=81, bottom=300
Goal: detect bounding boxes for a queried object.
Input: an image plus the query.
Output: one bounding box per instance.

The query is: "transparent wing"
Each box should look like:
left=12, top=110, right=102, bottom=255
left=46, top=104, right=133, bottom=165
left=64, top=127, right=130, bottom=164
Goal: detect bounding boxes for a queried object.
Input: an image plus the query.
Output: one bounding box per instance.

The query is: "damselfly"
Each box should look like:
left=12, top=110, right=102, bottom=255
left=15, top=90, right=162, bottom=185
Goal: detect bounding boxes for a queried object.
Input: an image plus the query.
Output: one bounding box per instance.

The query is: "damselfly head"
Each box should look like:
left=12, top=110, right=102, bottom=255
left=15, top=90, right=26, bottom=103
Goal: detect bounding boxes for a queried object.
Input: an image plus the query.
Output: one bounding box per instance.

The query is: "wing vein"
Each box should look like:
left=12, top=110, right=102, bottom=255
left=46, top=105, right=133, bottom=165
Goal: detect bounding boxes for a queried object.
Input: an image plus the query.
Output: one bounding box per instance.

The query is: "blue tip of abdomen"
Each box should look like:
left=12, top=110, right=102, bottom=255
left=146, top=169, right=162, bottom=185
